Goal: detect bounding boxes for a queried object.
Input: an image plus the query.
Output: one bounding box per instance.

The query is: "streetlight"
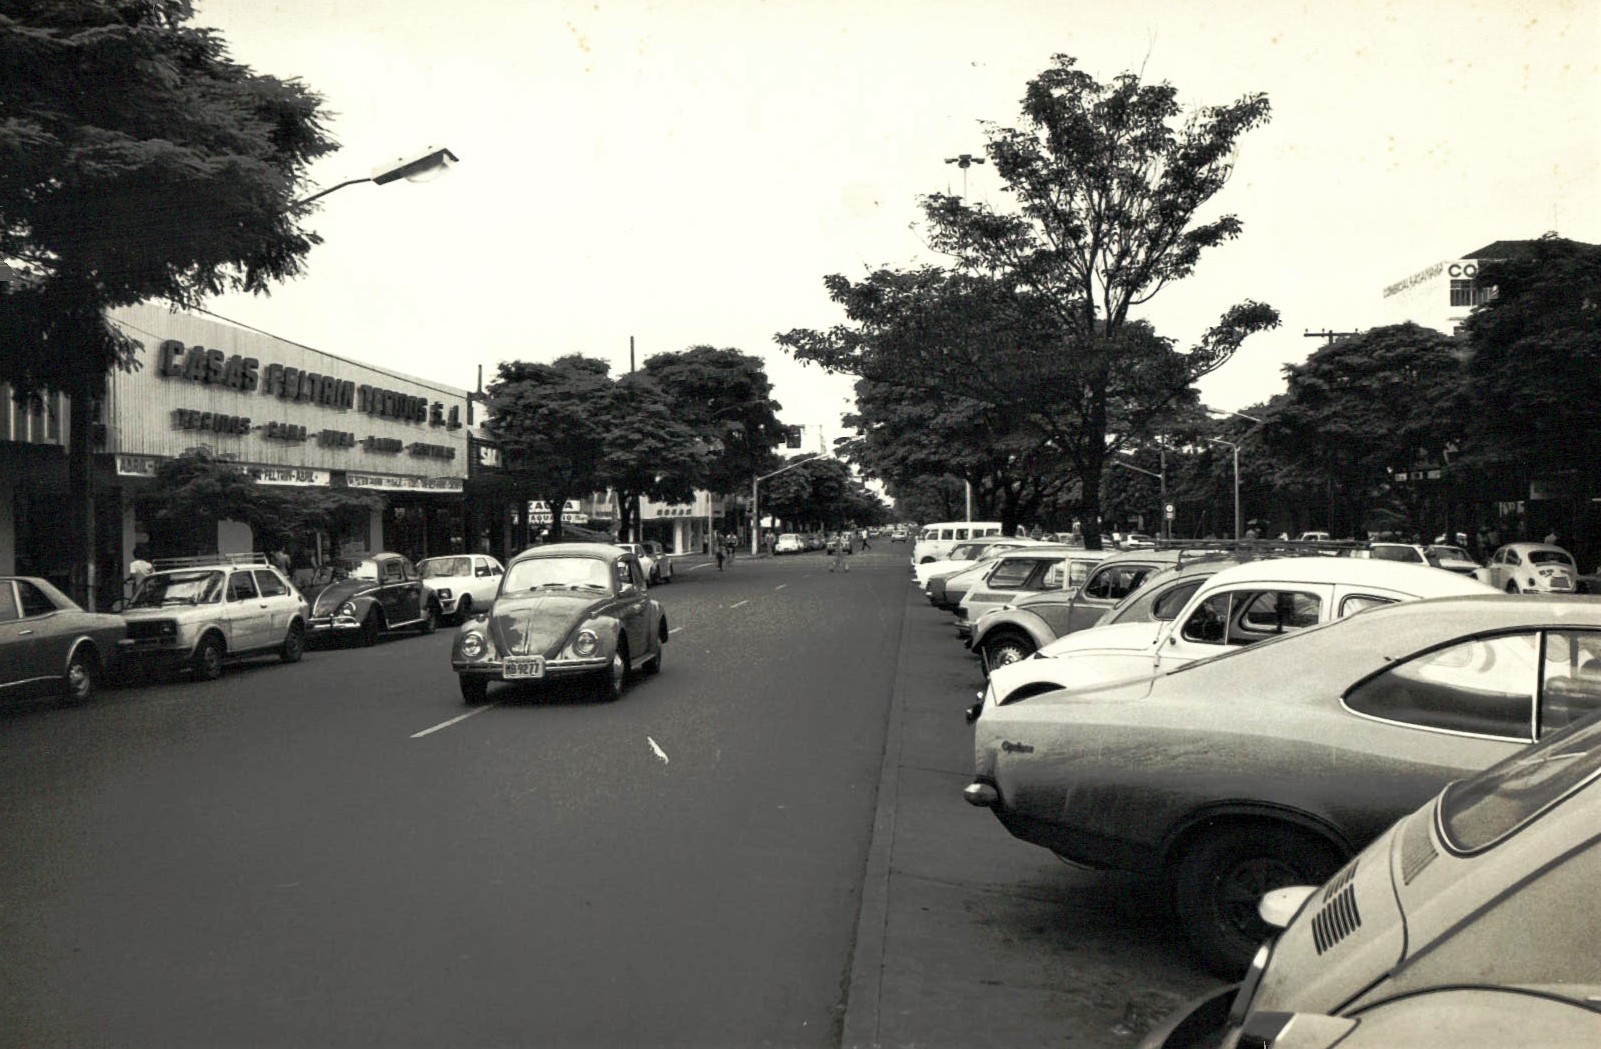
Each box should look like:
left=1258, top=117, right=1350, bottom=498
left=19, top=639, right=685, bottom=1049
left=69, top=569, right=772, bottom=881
left=944, top=151, right=985, bottom=521
left=1108, top=451, right=1168, bottom=539
left=1202, top=408, right=1264, bottom=542
left=294, top=146, right=459, bottom=206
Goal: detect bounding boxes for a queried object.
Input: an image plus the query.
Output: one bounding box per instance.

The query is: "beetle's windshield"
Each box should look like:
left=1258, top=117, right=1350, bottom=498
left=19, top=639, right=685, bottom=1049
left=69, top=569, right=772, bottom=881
left=1440, top=714, right=1601, bottom=853
left=129, top=571, right=224, bottom=607
left=503, top=556, right=612, bottom=592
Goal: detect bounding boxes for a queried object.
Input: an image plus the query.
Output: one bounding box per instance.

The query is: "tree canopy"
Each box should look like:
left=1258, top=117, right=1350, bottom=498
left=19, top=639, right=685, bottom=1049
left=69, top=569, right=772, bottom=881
left=778, top=55, right=1278, bottom=546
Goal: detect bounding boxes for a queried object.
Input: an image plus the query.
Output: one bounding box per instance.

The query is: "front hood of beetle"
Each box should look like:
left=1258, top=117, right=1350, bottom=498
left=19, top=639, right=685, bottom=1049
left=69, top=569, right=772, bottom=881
left=490, top=592, right=609, bottom=657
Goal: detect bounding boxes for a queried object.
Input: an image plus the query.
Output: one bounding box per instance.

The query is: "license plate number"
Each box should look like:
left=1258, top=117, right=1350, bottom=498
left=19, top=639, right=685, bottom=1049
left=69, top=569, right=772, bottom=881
left=503, top=657, right=545, bottom=680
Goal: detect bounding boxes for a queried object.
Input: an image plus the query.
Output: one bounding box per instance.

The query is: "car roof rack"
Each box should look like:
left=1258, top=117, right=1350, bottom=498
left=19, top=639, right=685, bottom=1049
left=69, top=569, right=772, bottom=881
left=150, top=552, right=270, bottom=570
left=1151, top=538, right=1362, bottom=557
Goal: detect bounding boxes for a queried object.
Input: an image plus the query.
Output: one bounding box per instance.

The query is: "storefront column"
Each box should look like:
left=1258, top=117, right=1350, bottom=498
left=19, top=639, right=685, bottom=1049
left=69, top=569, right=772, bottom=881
left=368, top=506, right=384, bottom=554
left=0, top=476, right=13, bottom=576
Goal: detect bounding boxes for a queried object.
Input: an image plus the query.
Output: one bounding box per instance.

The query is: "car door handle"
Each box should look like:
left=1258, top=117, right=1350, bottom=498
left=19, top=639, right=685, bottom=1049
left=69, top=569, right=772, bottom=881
left=1000, top=740, right=1034, bottom=754
left=16, top=629, right=33, bottom=636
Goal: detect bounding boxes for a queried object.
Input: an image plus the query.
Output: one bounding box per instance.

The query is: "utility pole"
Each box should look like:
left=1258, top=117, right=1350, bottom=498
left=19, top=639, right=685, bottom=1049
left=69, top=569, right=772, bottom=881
left=629, top=335, right=640, bottom=542
left=1303, top=329, right=1361, bottom=345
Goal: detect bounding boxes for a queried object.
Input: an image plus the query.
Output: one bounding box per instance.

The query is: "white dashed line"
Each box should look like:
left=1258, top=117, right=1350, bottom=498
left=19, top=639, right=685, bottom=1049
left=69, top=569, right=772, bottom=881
left=647, top=737, right=669, bottom=763
left=775, top=584, right=788, bottom=590
left=411, top=704, right=496, bottom=738
left=730, top=600, right=749, bottom=609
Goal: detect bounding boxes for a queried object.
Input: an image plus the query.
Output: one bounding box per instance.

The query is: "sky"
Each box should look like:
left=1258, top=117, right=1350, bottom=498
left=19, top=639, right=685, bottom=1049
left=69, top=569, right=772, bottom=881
left=195, top=0, right=1601, bottom=451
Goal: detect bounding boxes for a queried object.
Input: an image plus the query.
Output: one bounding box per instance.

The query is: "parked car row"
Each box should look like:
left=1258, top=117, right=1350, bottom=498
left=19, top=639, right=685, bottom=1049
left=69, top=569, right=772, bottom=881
left=904, top=532, right=1601, bottom=1001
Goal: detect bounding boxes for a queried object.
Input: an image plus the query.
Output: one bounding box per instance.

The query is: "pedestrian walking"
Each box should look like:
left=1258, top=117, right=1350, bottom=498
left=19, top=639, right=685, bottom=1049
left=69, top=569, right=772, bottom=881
left=829, top=532, right=850, bottom=572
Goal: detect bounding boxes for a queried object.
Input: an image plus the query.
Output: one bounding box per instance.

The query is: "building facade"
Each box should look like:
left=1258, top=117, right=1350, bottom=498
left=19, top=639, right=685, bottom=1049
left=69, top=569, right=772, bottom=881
left=102, top=305, right=471, bottom=592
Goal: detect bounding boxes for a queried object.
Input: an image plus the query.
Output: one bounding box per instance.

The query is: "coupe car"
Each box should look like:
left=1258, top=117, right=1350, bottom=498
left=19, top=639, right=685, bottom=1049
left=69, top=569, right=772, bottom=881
left=980, top=558, right=1494, bottom=709
left=1477, top=541, right=1578, bottom=593
left=1145, top=709, right=1601, bottom=1049
left=417, top=553, right=505, bottom=623
left=966, top=593, right=1601, bottom=978
left=451, top=542, right=668, bottom=704
left=301, top=552, right=439, bottom=646
left=0, top=576, right=125, bottom=704
left=119, top=555, right=309, bottom=680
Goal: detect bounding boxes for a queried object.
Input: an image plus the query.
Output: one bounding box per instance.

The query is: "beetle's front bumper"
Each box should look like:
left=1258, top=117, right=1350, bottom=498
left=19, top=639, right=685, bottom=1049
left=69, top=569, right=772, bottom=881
left=1136, top=984, right=1238, bottom=1049
left=307, top=614, right=361, bottom=635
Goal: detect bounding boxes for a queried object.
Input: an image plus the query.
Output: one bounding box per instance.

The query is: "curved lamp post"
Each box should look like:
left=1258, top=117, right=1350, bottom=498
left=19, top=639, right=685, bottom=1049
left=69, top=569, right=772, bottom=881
left=295, top=146, right=459, bottom=206
left=1203, top=408, right=1265, bottom=541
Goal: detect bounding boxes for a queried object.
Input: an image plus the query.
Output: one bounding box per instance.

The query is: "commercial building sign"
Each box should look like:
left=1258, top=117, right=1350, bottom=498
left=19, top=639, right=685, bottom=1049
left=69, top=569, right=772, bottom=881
left=1383, top=261, right=1444, bottom=298
left=348, top=472, right=464, bottom=492
left=116, top=454, right=330, bottom=486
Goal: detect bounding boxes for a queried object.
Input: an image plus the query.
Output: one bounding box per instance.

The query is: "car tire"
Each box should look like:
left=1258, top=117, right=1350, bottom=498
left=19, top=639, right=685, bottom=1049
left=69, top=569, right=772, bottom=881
left=1174, top=824, right=1344, bottom=979
left=359, top=610, right=381, bottom=647
left=643, top=629, right=663, bottom=675
left=192, top=634, right=226, bottom=681
left=419, top=603, right=438, bottom=634
left=1506, top=581, right=1521, bottom=594
left=459, top=676, right=488, bottom=705
left=280, top=622, right=305, bottom=663
left=983, top=631, right=1035, bottom=670
left=61, top=647, right=98, bottom=705
left=597, top=640, right=628, bottom=701
left=455, top=595, right=473, bottom=624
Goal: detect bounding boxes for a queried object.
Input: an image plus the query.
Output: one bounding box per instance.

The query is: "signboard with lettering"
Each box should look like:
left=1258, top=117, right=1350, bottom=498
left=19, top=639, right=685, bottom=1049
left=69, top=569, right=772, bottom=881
left=347, top=472, right=465, bottom=492
left=107, top=303, right=470, bottom=482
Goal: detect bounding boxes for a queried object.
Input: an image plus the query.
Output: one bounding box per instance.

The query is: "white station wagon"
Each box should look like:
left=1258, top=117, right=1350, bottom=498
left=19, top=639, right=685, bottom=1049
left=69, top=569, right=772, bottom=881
left=417, top=553, right=505, bottom=623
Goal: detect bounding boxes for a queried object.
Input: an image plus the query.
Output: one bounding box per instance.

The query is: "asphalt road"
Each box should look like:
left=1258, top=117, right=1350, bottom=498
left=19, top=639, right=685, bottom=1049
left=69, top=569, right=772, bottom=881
left=0, top=547, right=908, bottom=1048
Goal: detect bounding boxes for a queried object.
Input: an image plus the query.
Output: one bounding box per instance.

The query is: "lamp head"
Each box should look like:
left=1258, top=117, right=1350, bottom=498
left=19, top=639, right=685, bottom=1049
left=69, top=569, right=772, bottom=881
left=372, top=147, right=459, bottom=185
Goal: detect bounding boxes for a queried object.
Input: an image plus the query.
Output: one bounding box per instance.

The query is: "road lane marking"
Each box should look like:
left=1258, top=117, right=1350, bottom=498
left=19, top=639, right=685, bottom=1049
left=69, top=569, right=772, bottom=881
left=411, top=704, right=496, bottom=738
left=730, top=600, right=749, bottom=609
left=647, top=736, right=669, bottom=763
left=775, top=584, right=788, bottom=590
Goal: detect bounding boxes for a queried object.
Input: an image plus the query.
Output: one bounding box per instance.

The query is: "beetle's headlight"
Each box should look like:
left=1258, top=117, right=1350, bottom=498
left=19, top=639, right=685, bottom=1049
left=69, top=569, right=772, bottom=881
left=434, top=587, right=452, bottom=600
left=573, top=629, right=600, bottom=657
left=460, top=631, right=487, bottom=659
left=338, top=601, right=356, bottom=617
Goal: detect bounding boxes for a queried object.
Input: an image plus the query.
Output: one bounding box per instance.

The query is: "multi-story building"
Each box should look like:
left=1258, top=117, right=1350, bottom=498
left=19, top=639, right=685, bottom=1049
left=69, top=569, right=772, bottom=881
left=1379, top=240, right=1539, bottom=335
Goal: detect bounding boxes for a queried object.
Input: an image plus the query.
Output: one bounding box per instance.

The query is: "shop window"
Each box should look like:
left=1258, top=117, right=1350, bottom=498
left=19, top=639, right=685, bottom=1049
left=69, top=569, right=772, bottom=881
left=1449, top=279, right=1492, bottom=307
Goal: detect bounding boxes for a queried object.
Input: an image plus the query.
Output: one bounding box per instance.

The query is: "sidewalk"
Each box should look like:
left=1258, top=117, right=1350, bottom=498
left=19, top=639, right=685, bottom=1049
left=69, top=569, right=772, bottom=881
left=841, top=588, right=1215, bottom=1048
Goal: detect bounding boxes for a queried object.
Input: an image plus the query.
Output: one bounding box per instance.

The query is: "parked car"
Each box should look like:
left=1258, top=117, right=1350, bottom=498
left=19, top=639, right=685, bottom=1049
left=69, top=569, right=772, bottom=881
left=302, top=552, right=439, bottom=646
left=927, top=545, right=1083, bottom=614
left=617, top=542, right=673, bottom=585
left=981, top=557, right=1495, bottom=708
left=0, top=576, right=125, bottom=704
left=955, top=548, right=1112, bottom=638
left=417, top=554, right=505, bottom=623
left=913, top=538, right=1036, bottom=590
left=1476, top=541, right=1578, bottom=593
left=910, top=520, right=1006, bottom=566
left=890, top=525, right=909, bottom=543
left=1297, top=531, right=1332, bottom=542
left=1365, top=541, right=1438, bottom=566
left=968, top=551, right=1215, bottom=670
left=1120, top=532, right=1156, bottom=550
left=119, top=554, right=309, bottom=680
left=452, top=542, right=668, bottom=704
left=774, top=533, right=805, bottom=555
left=966, top=593, right=1601, bottom=977
left=1144, top=705, right=1601, bottom=1049
left=1426, top=542, right=1481, bottom=575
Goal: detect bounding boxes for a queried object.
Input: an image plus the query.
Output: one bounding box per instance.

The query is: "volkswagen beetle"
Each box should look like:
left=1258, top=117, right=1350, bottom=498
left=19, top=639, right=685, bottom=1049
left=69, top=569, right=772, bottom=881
left=451, top=543, right=668, bottom=704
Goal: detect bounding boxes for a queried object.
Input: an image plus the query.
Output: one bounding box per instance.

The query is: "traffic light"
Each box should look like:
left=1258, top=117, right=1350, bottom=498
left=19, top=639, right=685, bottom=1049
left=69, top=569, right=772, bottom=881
left=785, top=425, right=803, bottom=449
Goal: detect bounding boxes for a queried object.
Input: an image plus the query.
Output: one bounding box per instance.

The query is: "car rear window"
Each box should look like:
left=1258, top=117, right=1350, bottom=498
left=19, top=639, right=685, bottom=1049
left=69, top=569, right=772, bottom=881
left=1440, top=713, right=1601, bottom=854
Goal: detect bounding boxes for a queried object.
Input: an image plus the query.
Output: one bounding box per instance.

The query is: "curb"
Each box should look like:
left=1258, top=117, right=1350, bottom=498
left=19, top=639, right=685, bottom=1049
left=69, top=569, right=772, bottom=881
left=839, top=585, right=915, bottom=1048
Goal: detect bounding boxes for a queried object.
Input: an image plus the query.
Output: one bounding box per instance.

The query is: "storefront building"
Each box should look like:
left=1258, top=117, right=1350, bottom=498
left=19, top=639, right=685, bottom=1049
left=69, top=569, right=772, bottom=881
left=104, top=305, right=470, bottom=587
left=0, top=385, right=70, bottom=578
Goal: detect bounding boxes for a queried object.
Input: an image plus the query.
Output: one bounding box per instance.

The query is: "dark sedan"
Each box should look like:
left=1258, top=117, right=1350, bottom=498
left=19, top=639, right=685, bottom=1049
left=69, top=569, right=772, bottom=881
left=966, top=593, right=1601, bottom=977
left=451, top=543, right=668, bottom=704
left=0, top=576, right=125, bottom=704
left=301, top=553, right=438, bottom=645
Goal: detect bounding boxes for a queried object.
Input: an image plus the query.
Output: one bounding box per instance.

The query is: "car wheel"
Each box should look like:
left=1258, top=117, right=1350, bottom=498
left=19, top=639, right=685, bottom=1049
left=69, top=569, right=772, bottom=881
left=61, top=647, right=98, bottom=705
left=919, top=557, right=936, bottom=564
left=1506, top=581, right=1521, bottom=594
left=983, top=631, right=1035, bottom=670
left=192, top=634, right=226, bottom=681
left=643, top=634, right=663, bottom=675
left=459, top=676, right=488, bottom=705
left=279, top=622, right=305, bottom=663
left=419, top=603, right=438, bottom=635
left=1174, top=824, right=1344, bottom=979
left=455, top=595, right=473, bottom=624
left=359, top=610, right=381, bottom=647
left=597, top=640, right=628, bottom=701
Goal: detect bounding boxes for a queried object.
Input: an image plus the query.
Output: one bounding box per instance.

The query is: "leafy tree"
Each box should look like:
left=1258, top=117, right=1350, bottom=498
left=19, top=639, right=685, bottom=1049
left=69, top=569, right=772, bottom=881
left=642, top=346, right=785, bottom=498
left=485, top=356, right=613, bottom=542
left=1461, top=236, right=1601, bottom=475
left=779, top=56, right=1278, bottom=548
left=599, top=372, right=706, bottom=541
left=1261, top=324, right=1467, bottom=538
left=0, top=0, right=337, bottom=603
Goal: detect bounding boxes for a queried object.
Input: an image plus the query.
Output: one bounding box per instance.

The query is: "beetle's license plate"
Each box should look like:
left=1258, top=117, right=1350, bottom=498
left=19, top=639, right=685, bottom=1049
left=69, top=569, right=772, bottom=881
left=502, top=657, right=545, bottom=680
